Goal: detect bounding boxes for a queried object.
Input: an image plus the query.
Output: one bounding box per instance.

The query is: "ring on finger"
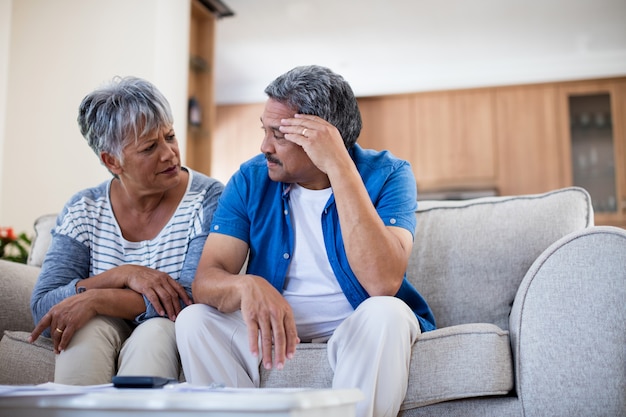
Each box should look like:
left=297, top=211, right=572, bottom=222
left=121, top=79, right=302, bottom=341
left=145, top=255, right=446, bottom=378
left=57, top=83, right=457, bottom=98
left=302, top=128, right=308, bottom=137
left=55, top=327, right=64, bottom=334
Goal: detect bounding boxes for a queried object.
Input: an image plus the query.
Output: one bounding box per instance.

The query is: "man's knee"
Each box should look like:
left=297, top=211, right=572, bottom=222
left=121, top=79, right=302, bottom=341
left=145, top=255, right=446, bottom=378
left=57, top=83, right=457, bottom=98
left=356, top=296, right=414, bottom=322
left=176, top=304, right=234, bottom=345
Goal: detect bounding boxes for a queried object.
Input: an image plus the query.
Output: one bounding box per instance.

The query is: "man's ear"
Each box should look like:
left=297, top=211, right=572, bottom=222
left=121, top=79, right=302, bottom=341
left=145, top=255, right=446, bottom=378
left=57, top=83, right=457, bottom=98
left=101, top=152, right=122, bottom=176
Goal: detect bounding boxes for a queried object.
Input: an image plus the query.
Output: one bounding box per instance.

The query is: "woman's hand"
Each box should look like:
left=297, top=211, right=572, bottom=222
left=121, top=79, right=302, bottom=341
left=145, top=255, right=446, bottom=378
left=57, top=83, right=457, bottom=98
left=121, top=264, right=192, bottom=320
left=29, top=292, right=98, bottom=354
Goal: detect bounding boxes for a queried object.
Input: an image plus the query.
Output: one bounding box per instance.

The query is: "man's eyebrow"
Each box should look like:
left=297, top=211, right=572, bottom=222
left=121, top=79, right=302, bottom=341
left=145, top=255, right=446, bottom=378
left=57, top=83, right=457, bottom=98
left=260, top=117, right=281, bottom=132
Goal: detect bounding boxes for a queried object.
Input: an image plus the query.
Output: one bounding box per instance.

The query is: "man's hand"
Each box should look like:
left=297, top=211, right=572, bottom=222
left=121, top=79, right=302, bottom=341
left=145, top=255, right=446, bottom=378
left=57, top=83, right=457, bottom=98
left=279, top=114, right=351, bottom=175
left=239, top=276, right=300, bottom=370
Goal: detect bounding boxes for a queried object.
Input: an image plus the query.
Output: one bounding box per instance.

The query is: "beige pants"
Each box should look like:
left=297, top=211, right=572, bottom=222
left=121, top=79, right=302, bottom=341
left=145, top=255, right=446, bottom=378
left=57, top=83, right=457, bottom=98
left=54, top=316, right=180, bottom=385
left=176, top=296, right=420, bottom=417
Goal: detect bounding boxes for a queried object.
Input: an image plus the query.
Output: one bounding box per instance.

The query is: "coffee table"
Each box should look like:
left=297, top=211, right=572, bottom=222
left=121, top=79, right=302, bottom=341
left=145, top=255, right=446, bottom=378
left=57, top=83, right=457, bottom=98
left=0, top=386, right=363, bottom=417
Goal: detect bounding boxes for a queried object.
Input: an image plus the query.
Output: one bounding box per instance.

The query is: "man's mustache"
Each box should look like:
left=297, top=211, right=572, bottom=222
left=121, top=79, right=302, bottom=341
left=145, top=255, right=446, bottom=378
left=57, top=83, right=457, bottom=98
left=265, top=153, right=282, bottom=165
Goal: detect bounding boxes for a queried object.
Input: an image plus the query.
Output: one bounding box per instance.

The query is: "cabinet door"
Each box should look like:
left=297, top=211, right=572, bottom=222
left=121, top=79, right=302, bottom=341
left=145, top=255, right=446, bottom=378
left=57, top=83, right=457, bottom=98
left=410, top=90, right=496, bottom=192
left=212, top=103, right=266, bottom=183
left=357, top=95, right=412, bottom=161
left=186, top=0, right=216, bottom=176
left=495, top=84, right=563, bottom=196
left=558, top=80, right=626, bottom=227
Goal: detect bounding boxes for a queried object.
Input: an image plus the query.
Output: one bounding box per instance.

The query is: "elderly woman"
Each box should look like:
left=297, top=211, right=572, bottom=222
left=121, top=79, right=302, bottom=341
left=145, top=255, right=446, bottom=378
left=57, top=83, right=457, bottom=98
left=29, top=76, right=223, bottom=385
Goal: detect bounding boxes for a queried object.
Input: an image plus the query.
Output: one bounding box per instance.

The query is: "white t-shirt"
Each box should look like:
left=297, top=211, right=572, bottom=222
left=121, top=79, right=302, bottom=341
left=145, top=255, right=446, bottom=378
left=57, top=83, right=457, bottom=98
left=283, top=184, right=353, bottom=342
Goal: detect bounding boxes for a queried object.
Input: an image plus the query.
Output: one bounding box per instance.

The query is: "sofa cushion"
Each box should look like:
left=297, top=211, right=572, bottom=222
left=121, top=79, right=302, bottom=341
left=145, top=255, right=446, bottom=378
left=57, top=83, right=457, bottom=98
left=0, top=330, right=54, bottom=384
left=27, top=213, right=57, bottom=268
left=261, top=323, right=512, bottom=408
left=410, top=187, right=593, bottom=330
left=0, top=260, right=39, bottom=336
left=406, top=323, right=513, bottom=408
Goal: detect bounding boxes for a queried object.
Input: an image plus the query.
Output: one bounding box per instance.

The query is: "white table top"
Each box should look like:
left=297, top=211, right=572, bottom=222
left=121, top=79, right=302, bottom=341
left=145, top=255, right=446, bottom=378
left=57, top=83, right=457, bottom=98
left=0, top=384, right=363, bottom=417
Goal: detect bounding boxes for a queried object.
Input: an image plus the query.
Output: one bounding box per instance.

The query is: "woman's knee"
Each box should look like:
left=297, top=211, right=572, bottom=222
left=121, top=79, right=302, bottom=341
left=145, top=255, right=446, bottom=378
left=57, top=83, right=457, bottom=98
left=130, top=317, right=175, bottom=342
left=68, top=316, right=131, bottom=349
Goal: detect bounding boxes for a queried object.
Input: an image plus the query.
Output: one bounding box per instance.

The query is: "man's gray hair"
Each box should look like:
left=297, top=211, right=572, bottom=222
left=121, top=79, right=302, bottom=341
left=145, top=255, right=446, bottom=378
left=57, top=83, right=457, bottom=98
left=264, top=65, right=362, bottom=149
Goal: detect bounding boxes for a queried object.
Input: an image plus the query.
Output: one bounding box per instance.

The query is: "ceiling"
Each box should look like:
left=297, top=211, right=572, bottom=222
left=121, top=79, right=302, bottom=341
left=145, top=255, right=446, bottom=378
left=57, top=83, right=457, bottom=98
left=212, top=0, right=626, bottom=105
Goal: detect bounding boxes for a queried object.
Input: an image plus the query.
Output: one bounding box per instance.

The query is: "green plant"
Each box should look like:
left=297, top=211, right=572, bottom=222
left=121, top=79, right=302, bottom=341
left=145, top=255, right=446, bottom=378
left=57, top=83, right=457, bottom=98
left=0, top=226, right=32, bottom=264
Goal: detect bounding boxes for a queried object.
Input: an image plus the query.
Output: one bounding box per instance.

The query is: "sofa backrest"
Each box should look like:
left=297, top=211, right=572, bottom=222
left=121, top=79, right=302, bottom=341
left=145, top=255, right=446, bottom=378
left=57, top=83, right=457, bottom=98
left=27, top=214, right=57, bottom=268
left=408, top=187, right=593, bottom=331
left=27, top=188, right=594, bottom=333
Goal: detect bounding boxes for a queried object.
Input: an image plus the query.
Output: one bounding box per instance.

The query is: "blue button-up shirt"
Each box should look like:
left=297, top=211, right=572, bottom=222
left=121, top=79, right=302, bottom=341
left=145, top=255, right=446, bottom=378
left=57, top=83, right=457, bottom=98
left=211, top=144, right=435, bottom=332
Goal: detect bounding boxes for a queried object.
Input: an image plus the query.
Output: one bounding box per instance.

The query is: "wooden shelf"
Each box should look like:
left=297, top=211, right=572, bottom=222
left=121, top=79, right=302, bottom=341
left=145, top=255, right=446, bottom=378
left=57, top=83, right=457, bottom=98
left=186, top=0, right=217, bottom=176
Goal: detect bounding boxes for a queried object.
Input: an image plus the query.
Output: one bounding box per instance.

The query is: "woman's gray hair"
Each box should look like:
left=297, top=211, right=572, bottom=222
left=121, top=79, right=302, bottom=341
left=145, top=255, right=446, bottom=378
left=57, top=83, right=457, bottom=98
left=77, top=76, right=173, bottom=161
left=264, top=65, right=362, bottom=149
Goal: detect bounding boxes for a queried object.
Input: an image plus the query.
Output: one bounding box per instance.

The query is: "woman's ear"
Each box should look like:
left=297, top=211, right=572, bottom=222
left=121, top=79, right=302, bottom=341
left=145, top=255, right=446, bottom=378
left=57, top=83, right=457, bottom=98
left=101, top=152, right=122, bottom=176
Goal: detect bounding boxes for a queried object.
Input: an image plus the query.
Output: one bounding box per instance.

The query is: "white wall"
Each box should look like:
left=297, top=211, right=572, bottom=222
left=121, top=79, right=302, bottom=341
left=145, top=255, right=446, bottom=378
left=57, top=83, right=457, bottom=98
left=2, top=0, right=625, bottom=234
left=214, top=0, right=626, bottom=104
left=0, top=0, right=190, bottom=234
left=0, top=0, right=11, bottom=224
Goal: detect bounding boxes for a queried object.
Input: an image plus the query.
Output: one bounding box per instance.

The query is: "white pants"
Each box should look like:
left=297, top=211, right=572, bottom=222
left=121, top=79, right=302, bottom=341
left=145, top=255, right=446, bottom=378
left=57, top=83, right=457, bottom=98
left=176, top=296, right=420, bottom=417
left=55, top=316, right=180, bottom=385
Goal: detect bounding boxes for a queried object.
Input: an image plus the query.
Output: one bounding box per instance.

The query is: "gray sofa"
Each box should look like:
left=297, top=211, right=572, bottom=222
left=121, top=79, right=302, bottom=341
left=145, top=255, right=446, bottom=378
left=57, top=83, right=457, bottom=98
left=1, top=187, right=624, bottom=416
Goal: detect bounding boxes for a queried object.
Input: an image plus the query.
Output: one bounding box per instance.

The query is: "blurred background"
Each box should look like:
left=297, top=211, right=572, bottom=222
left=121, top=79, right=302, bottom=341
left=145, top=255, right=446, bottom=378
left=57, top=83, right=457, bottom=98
left=1, top=0, right=625, bottom=235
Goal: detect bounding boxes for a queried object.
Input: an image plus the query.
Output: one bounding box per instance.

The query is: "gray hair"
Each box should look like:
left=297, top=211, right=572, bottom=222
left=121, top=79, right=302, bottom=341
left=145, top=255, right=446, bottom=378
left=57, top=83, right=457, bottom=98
left=77, top=76, right=173, bottom=161
left=264, top=65, right=362, bottom=149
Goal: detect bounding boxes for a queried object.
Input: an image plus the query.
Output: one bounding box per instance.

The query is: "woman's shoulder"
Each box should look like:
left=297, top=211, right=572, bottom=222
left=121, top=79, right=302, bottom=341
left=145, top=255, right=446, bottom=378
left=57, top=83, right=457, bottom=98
left=62, top=179, right=111, bottom=211
left=187, top=168, right=224, bottom=191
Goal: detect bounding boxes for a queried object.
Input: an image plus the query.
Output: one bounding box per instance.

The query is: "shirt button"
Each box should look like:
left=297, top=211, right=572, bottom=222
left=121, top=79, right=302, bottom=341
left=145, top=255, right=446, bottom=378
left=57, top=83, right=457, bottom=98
left=283, top=253, right=290, bottom=259
left=284, top=209, right=288, bottom=215
left=390, top=218, right=397, bottom=224
left=213, top=225, right=220, bottom=231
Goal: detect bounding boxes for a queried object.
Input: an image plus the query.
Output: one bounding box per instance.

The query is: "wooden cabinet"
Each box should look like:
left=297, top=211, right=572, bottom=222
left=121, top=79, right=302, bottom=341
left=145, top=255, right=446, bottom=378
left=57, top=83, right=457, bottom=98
left=495, top=84, right=563, bottom=196
left=212, top=103, right=266, bottom=183
left=411, top=89, right=496, bottom=192
left=186, top=0, right=217, bottom=176
left=213, top=77, right=626, bottom=227
left=358, top=95, right=412, bottom=161
left=558, top=79, right=626, bottom=227
left=358, top=90, right=497, bottom=193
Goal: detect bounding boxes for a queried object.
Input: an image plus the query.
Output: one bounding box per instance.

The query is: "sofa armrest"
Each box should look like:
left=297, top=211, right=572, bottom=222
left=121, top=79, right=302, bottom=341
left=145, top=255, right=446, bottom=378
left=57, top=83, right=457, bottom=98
left=509, top=226, right=626, bottom=416
left=0, top=260, right=40, bottom=336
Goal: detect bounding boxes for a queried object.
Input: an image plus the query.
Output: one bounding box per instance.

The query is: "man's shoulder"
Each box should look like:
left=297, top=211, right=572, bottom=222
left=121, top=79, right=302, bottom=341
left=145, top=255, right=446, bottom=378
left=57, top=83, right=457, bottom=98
left=230, top=154, right=275, bottom=188
left=239, top=153, right=269, bottom=172
left=351, top=145, right=412, bottom=183
left=352, top=144, right=408, bottom=167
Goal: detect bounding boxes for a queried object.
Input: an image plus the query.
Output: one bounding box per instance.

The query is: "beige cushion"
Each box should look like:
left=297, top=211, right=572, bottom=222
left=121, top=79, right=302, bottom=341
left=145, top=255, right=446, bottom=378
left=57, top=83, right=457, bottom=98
left=261, top=323, right=512, bottom=409
left=27, top=213, right=57, bottom=268
left=407, top=323, right=512, bottom=408
left=411, top=187, right=593, bottom=330
left=0, top=331, right=54, bottom=385
left=0, top=260, right=39, bottom=336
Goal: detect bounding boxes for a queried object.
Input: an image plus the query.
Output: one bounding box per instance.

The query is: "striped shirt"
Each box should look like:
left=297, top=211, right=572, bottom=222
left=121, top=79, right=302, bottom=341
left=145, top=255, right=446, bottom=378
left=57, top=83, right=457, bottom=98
left=30, top=168, right=223, bottom=330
